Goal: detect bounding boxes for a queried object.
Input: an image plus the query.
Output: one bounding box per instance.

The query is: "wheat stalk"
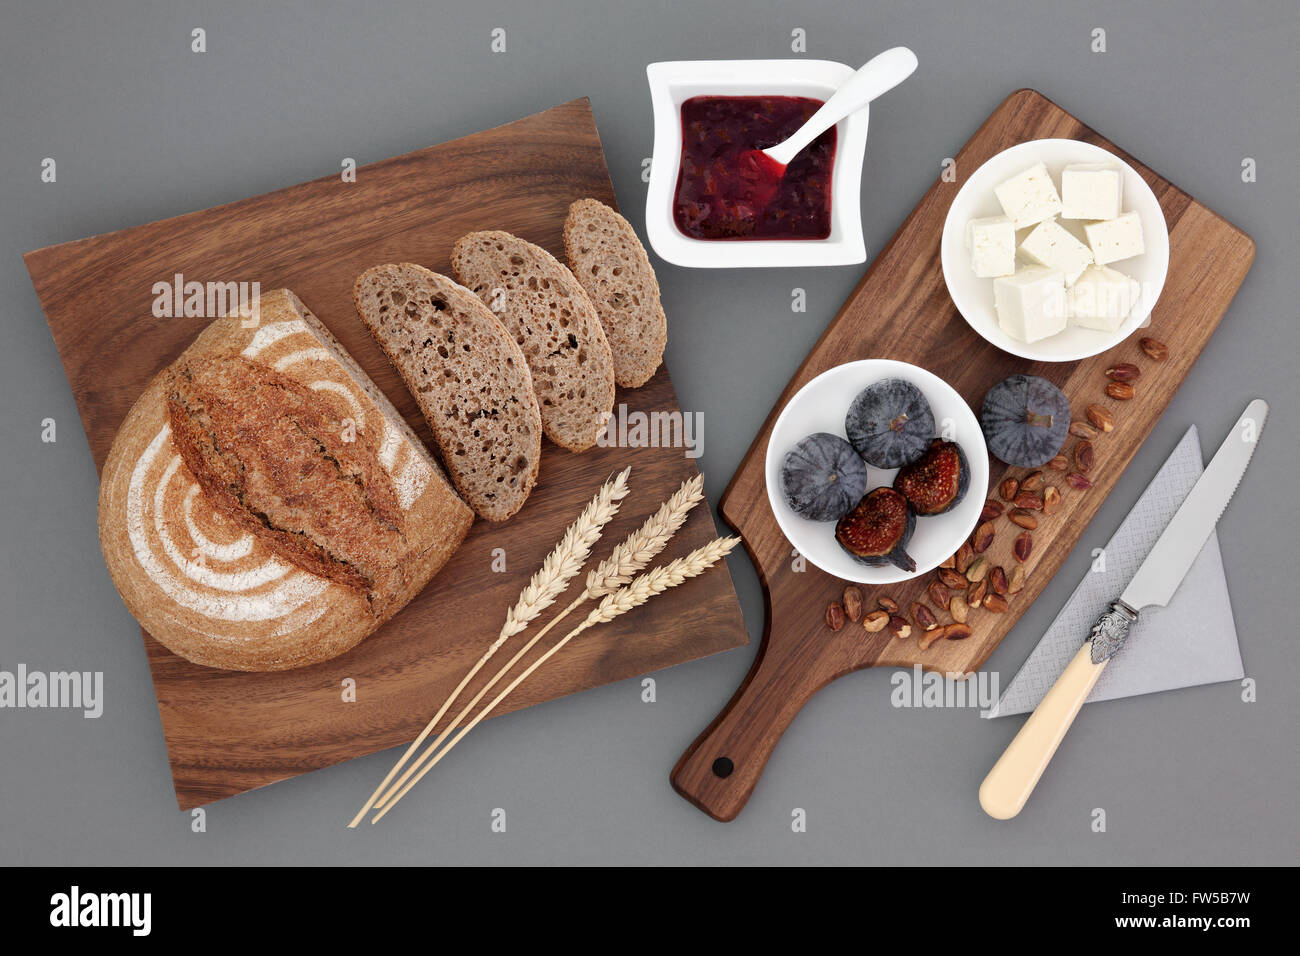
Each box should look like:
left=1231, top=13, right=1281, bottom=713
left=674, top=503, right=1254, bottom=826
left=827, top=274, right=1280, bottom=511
left=371, top=535, right=739, bottom=822
left=368, top=474, right=703, bottom=817
left=364, top=476, right=703, bottom=816
left=347, top=467, right=630, bottom=827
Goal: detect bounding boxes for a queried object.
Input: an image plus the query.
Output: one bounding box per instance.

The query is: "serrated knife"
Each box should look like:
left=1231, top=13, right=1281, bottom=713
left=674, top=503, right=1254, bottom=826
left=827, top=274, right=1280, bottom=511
left=979, top=399, right=1268, bottom=820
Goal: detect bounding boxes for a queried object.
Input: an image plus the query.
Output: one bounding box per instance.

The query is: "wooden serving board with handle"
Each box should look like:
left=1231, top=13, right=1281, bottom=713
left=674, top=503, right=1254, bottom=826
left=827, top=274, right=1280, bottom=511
left=24, top=98, right=748, bottom=810
left=671, top=89, right=1254, bottom=822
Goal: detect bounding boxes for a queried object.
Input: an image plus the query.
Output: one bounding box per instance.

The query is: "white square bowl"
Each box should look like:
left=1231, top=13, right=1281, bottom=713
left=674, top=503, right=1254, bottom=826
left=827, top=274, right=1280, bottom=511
left=645, top=59, right=870, bottom=268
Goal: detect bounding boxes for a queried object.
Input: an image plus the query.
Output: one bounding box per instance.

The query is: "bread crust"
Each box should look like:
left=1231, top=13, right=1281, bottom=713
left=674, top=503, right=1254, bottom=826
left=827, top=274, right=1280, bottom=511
left=96, top=289, right=473, bottom=671
left=563, top=199, right=667, bottom=388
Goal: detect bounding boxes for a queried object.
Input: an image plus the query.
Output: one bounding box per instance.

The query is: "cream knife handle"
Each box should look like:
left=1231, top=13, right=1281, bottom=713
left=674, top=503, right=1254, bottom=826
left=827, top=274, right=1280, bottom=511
left=979, top=643, right=1108, bottom=820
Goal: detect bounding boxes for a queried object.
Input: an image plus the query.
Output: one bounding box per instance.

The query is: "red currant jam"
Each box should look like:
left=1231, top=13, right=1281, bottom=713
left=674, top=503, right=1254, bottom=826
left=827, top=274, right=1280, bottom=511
left=673, top=95, right=836, bottom=241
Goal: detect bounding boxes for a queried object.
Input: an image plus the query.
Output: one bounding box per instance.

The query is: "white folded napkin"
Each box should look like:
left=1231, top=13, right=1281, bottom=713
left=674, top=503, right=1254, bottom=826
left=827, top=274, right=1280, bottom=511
left=984, top=425, right=1244, bottom=718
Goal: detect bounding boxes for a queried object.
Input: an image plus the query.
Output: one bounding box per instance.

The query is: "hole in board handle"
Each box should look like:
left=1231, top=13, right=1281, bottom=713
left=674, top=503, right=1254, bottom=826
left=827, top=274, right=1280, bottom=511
left=712, top=757, right=734, bottom=778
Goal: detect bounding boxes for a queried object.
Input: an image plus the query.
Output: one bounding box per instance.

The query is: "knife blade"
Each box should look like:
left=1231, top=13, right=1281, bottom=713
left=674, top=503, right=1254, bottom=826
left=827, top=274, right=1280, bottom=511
left=979, top=399, right=1268, bottom=820
left=1122, top=399, right=1269, bottom=612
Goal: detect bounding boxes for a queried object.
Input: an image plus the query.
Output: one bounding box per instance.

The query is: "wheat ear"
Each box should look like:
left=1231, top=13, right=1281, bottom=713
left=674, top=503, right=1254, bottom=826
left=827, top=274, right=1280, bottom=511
left=530, top=472, right=706, bottom=642
left=371, top=535, right=739, bottom=822
left=347, top=467, right=630, bottom=827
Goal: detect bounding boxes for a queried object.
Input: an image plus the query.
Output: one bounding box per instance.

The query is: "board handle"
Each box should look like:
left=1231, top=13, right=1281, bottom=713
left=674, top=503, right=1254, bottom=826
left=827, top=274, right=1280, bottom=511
left=671, top=632, right=827, bottom=821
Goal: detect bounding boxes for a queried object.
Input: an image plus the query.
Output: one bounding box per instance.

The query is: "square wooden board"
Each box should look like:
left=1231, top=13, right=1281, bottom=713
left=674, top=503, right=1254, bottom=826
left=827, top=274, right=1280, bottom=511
left=25, top=98, right=748, bottom=809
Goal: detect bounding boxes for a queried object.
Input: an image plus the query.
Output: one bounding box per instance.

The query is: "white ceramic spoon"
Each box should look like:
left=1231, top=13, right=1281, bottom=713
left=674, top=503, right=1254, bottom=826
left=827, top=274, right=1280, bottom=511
left=760, top=46, right=919, bottom=169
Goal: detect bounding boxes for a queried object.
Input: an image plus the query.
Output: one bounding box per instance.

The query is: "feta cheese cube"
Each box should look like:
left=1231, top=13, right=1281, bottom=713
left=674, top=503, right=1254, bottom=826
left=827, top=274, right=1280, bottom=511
left=993, top=162, right=1063, bottom=229
left=1061, top=163, right=1123, bottom=220
left=1019, top=218, right=1094, bottom=285
left=1084, top=211, right=1145, bottom=265
left=994, top=267, right=1068, bottom=343
left=1068, top=265, right=1142, bottom=332
left=965, top=215, right=1016, bottom=277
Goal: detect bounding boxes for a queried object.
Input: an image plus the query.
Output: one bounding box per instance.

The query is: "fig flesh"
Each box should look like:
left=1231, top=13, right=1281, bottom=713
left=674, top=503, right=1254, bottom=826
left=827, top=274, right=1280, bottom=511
left=893, top=438, right=970, bottom=516
left=835, top=487, right=917, bottom=572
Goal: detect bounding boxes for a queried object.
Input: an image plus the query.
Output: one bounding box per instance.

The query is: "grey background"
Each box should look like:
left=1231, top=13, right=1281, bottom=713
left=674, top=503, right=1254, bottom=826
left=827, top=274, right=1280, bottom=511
left=2, top=0, right=1296, bottom=865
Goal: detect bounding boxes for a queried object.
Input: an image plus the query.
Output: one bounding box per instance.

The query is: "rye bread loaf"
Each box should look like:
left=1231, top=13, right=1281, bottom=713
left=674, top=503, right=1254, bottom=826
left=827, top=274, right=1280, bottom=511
left=353, top=263, right=542, bottom=521
left=451, top=231, right=615, bottom=452
left=563, top=198, right=667, bottom=388
left=97, top=289, right=474, bottom=672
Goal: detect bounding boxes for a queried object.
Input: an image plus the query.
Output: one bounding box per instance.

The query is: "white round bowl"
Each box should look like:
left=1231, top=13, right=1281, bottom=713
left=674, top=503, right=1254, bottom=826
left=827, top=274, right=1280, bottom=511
left=765, top=359, right=989, bottom=584
left=941, top=138, right=1169, bottom=362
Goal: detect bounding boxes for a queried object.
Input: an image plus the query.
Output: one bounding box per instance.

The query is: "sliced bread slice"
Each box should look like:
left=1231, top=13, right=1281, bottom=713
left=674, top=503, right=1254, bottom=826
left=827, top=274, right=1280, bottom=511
left=451, top=231, right=615, bottom=452
left=563, top=198, right=667, bottom=388
left=353, top=263, right=541, bottom=522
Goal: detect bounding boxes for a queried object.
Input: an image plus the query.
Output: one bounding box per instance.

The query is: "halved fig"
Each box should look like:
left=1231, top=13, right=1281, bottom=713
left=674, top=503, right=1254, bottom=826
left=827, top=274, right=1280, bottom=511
left=835, top=487, right=917, bottom=572
left=893, top=438, right=970, bottom=516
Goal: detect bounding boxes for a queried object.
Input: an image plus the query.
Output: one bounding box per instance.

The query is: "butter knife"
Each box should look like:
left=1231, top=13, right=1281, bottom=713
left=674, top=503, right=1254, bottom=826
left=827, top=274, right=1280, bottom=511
left=979, top=399, right=1268, bottom=820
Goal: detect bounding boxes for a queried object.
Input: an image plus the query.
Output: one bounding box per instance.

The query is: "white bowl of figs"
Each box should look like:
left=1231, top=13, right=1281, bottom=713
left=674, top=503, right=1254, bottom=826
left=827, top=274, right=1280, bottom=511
left=766, top=360, right=990, bottom=584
